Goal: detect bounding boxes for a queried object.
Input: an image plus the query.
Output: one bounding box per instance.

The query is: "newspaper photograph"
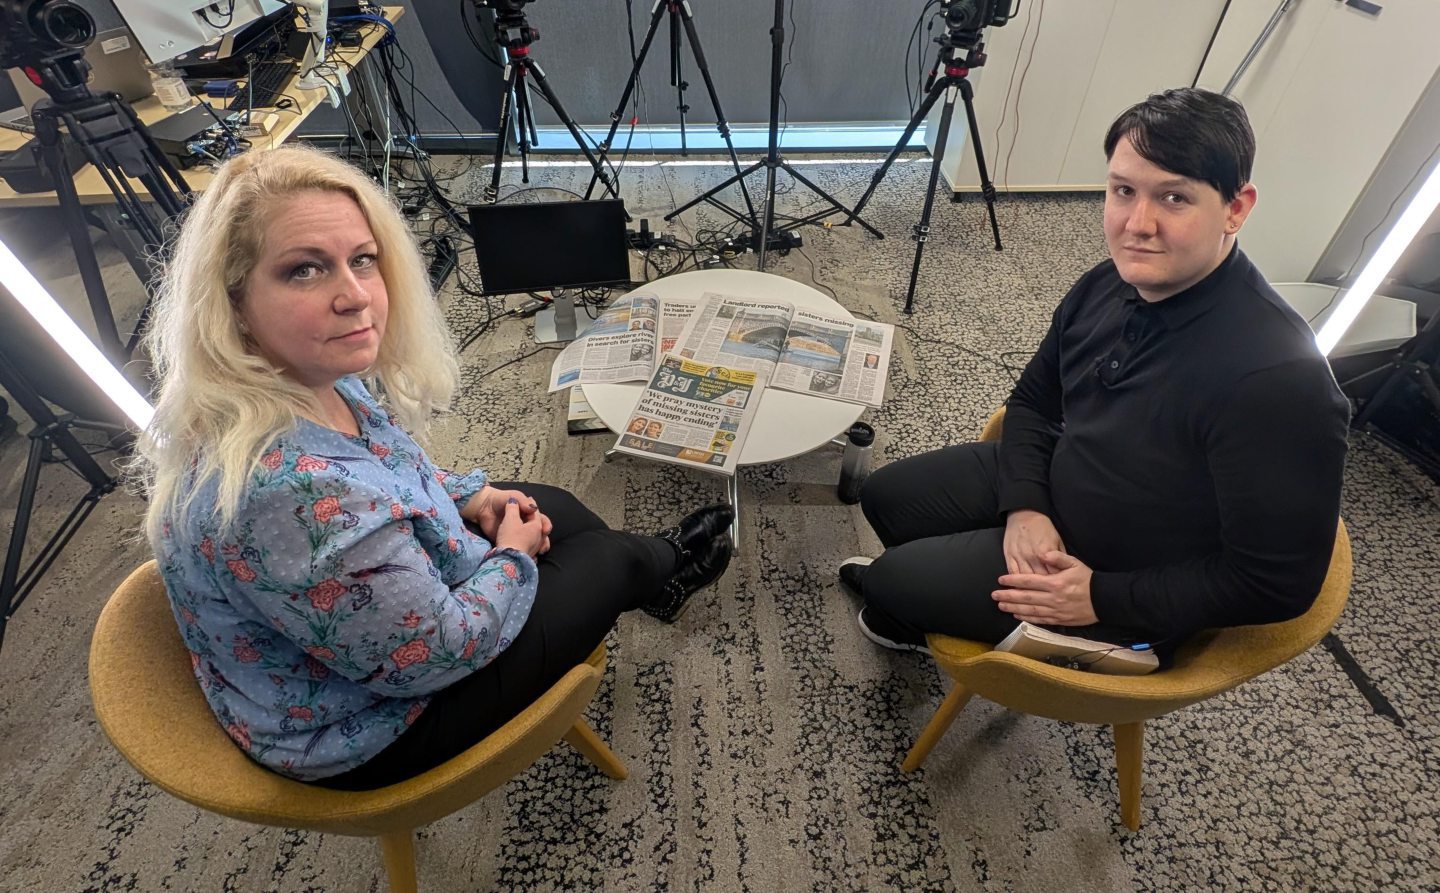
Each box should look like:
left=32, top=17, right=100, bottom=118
left=674, top=292, right=793, bottom=378
left=611, top=354, right=760, bottom=476
left=770, top=310, right=894, bottom=408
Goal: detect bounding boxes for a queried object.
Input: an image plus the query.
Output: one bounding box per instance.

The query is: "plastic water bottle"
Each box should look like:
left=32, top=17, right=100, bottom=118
left=837, top=422, right=875, bottom=504
left=147, top=62, right=191, bottom=112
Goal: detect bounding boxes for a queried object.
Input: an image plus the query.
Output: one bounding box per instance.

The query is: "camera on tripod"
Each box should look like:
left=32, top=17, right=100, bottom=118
left=937, top=0, right=1016, bottom=51
left=474, top=0, right=539, bottom=50
left=0, top=0, right=96, bottom=103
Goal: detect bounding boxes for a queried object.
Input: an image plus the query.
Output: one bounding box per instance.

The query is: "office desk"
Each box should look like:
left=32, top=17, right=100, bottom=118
left=0, top=6, right=405, bottom=208
left=0, top=8, right=405, bottom=351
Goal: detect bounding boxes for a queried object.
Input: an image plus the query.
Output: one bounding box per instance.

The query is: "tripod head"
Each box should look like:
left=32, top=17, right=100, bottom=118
left=0, top=0, right=96, bottom=106
left=474, top=0, right=540, bottom=51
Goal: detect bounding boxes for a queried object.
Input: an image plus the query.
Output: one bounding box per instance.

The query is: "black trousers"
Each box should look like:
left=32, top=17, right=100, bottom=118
left=318, top=483, right=677, bottom=790
left=858, top=442, right=1127, bottom=645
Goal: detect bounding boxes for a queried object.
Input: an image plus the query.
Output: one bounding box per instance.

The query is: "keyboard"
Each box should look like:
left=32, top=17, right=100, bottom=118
left=228, top=60, right=298, bottom=114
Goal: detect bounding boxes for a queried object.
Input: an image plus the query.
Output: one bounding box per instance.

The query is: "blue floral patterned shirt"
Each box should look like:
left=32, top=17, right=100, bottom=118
left=153, top=378, right=539, bottom=781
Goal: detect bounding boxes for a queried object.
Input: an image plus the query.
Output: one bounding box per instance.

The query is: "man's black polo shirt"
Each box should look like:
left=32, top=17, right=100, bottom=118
left=999, top=245, right=1350, bottom=646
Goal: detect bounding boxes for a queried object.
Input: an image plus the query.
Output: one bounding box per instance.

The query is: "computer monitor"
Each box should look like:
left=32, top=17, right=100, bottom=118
left=467, top=199, right=632, bottom=296
left=111, top=0, right=290, bottom=64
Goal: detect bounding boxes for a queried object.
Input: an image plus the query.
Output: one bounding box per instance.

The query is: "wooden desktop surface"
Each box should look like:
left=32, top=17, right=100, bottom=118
left=0, top=6, right=404, bottom=209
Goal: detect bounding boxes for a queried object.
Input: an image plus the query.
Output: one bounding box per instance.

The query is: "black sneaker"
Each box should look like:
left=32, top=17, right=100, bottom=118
left=857, top=604, right=931, bottom=655
left=838, top=556, right=873, bottom=598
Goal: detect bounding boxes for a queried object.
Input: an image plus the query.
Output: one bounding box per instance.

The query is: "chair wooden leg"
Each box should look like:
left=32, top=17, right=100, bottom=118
left=902, top=684, right=975, bottom=773
left=1114, top=721, right=1144, bottom=831
left=564, top=720, right=628, bottom=780
left=377, top=829, right=419, bottom=893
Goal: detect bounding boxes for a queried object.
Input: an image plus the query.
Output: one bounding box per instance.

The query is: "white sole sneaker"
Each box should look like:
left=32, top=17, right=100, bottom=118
left=857, top=606, right=932, bottom=656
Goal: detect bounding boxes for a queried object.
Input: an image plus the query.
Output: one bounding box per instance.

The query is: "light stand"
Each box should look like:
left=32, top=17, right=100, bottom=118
left=476, top=0, right=617, bottom=202
left=664, top=0, right=883, bottom=267
left=845, top=14, right=1003, bottom=315
left=1, top=2, right=190, bottom=363
left=0, top=348, right=124, bottom=654
left=0, top=228, right=156, bottom=658
left=584, top=0, right=759, bottom=241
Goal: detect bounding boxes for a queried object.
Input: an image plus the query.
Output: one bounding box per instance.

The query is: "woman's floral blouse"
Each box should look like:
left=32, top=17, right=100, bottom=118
left=153, top=378, right=538, bottom=781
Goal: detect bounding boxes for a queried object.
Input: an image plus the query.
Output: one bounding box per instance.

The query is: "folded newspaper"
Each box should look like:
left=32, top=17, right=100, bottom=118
left=611, top=354, right=760, bottom=476
left=995, top=622, right=1159, bottom=675
left=547, top=292, right=696, bottom=391
left=548, top=291, right=893, bottom=409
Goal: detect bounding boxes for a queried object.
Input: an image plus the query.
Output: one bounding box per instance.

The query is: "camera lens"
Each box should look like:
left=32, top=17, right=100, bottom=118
left=38, top=2, right=94, bottom=49
left=945, top=0, right=982, bottom=31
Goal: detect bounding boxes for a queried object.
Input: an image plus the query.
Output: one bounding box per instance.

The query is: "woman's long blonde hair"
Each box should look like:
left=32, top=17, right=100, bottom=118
left=134, top=144, right=459, bottom=541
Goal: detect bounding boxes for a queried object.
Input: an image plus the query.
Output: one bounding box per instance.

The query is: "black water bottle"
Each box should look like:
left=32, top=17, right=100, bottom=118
left=837, top=422, right=875, bottom=504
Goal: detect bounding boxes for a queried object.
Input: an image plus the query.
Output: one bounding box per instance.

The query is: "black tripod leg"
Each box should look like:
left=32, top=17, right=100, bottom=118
left=780, top=162, right=883, bottom=239
left=515, top=68, right=533, bottom=184
left=758, top=159, right=779, bottom=269
left=903, top=87, right=960, bottom=315
left=586, top=0, right=668, bottom=199
left=960, top=79, right=1003, bottom=251
left=665, top=160, right=765, bottom=223
left=526, top=59, right=616, bottom=198
left=32, top=114, right=124, bottom=361
left=678, top=6, right=759, bottom=226
left=670, top=4, right=689, bottom=156
left=849, top=81, right=948, bottom=227
left=0, top=435, right=47, bottom=651
left=488, top=61, right=522, bottom=201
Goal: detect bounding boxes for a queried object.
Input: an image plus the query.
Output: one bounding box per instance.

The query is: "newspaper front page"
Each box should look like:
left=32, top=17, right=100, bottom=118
left=770, top=310, right=894, bottom=408
left=548, top=293, right=660, bottom=392
left=611, top=354, right=759, bottom=476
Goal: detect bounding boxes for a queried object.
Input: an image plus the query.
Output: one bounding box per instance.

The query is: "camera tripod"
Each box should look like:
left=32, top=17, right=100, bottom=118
left=664, top=0, right=881, bottom=268
left=481, top=2, right=616, bottom=202
left=2, top=12, right=192, bottom=362
left=28, top=92, right=190, bottom=359
left=0, top=4, right=171, bottom=654
left=583, top=0, right=758, bottom=236
left=846, top=39, right=1003, bottom=315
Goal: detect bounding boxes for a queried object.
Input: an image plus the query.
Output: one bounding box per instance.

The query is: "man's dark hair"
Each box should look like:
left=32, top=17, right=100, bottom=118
left=1103, top=88, right=1255, bottom=202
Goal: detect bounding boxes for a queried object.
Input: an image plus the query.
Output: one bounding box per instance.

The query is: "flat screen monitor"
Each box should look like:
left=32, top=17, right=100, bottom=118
left=467, top=199, right=632, bottom=296
left=111, top=0, right=289, bottom=64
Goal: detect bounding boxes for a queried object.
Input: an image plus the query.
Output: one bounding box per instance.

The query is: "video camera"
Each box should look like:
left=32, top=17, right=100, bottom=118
left=937, top=0, right=1017, bottom=51
left=473, top=0, right=538, bottom=51
left=0, top=0, right=96, bottom=104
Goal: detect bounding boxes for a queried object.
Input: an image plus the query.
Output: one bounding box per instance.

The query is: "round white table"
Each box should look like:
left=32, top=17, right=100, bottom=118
left=584, top=270, right=866, bottom=545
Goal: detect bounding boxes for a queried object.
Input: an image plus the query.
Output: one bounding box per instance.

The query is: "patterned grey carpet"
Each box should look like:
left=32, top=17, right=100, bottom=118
left=1, top=154, right=1437, bottom=892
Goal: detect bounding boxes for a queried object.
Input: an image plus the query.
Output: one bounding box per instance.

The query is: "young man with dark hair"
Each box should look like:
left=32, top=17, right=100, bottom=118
left=843, top=88, right=1350, bottom=659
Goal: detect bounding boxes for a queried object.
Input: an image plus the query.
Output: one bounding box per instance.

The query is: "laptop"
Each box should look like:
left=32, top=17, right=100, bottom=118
left=8, top=27, right=155, bottom=111
left=0, top=107, right=35, bottom=135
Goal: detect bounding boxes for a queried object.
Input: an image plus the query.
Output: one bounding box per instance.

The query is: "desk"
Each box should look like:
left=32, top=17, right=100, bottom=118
left=584, top=270, right=867, bottom=545
left=1271, top=282, right=1417, bottom=359
left=0, top=8, right=404, bottom=350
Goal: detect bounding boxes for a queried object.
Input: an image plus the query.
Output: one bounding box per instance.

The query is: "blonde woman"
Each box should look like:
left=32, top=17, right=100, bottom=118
left=135, top=145, right=732, bottom=790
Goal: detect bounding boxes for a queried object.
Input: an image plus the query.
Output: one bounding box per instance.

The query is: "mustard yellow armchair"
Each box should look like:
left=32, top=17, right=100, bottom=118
left=89, top=561, right=627, bottom=893
left=905, top=408, right=1354, bottom=831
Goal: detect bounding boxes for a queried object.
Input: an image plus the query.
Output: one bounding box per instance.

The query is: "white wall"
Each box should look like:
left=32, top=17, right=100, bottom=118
left=1195, top=0, right=1440, bottom=283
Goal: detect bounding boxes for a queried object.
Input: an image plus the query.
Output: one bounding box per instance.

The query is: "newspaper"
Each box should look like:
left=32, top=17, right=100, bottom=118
left=675, top=293, right=894, bottom=408
left=547, top=293, right=661, bottom=392
left=611, top=354, right=760, bottom=476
